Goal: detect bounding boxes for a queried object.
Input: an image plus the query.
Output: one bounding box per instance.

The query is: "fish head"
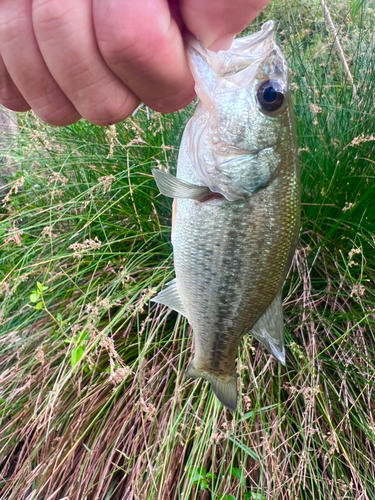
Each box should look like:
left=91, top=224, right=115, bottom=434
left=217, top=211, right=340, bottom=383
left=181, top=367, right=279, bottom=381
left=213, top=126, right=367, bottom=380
left=186, top=22, right=297, bottom=201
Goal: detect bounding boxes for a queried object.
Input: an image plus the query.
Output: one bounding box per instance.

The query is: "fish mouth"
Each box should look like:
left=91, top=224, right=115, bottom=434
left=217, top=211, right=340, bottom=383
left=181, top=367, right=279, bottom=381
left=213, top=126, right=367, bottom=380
left=230, top=21, right=275, bottom=54
left=188, top=21, right=275, bottom=57
left=187, top=21, right=277, bottom=78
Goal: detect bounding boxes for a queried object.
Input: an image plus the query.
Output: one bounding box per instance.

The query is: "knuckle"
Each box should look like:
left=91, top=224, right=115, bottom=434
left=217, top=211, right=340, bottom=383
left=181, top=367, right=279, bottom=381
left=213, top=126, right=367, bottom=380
left=146, top=88, right=196, bottom=114
left=80, top=95, right=138, bottom=126
left=68, top=75, right=139, bottom=125
left=0, top=72, right=29, bottom=111
left=33, top=100, right=80, bottom=126
left=98, top=22, right=169, bottom=66
left=0, top=95, right=30, bottom=112
left=0, top=9, right=26, bottom=44
left=32, top=0, right=73, bottom=33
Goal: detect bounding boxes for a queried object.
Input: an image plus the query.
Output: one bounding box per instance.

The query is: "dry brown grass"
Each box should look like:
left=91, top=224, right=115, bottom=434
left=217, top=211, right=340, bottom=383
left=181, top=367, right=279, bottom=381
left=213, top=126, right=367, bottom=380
left=2, top=3, right=375, bottom=497
left=1, top=240, right=375, bottom=499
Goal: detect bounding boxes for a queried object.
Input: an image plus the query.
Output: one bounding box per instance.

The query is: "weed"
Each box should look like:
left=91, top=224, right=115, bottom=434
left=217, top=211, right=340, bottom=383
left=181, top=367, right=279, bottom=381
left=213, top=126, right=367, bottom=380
left=1, top=2, right=375, bottom=499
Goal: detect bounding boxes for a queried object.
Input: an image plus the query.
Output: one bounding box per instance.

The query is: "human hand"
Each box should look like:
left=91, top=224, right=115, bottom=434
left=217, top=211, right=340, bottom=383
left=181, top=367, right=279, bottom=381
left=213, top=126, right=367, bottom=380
left=0, top=0, right=270, bottom=126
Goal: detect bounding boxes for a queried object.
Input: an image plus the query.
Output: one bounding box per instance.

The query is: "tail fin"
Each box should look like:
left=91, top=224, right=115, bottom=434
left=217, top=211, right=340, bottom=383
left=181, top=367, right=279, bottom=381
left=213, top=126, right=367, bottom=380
left=186, top=361, right=238, bottom=412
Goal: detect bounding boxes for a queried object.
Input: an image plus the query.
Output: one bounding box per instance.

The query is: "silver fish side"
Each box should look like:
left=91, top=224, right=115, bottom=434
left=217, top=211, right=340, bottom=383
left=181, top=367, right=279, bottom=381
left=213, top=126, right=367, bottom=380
left=152, top=21, right=300, bottom=411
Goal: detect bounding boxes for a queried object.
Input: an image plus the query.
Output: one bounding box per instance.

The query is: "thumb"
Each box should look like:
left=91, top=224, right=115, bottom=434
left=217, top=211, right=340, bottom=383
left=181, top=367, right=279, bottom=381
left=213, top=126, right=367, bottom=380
left=181, top=0, right=271, bottom=51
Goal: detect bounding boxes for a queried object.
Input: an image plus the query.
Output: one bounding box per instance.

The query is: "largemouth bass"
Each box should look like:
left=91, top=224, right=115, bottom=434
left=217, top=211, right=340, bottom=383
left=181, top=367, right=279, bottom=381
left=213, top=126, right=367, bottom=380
left=152, top=21, right=300, bottom=411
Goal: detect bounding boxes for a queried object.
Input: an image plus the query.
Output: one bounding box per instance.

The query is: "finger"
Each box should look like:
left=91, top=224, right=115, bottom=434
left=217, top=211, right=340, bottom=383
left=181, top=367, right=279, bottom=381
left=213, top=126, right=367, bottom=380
left=0, top=54, right=30, bottom=112
left=32, top=0, right=140, bottom=125
left=93, top=0, right=195, bottom=114
left=181, top=0, right=271, bottom=51
left=0, top=0, right=80, bottom=125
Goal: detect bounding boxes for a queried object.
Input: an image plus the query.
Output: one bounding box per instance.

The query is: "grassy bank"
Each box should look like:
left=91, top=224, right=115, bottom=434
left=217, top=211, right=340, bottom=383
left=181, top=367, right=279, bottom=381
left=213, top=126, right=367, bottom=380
left=1, top=1, right=375, bottom=498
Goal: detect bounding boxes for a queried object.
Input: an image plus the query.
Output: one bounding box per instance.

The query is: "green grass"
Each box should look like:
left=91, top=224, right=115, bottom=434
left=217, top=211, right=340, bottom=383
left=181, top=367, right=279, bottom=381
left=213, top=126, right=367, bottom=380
left=1, top=1, right=375, bottom=499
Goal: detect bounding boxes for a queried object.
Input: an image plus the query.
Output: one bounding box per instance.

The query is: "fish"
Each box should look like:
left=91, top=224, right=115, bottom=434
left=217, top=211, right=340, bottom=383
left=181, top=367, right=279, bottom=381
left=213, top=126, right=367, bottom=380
left=151, top=21, right=300, bottom=412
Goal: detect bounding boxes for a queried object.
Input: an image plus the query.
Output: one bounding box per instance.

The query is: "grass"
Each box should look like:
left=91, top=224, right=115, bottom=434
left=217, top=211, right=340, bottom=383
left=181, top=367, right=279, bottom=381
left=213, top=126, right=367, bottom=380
left=1, top=1, right=375, bottom=499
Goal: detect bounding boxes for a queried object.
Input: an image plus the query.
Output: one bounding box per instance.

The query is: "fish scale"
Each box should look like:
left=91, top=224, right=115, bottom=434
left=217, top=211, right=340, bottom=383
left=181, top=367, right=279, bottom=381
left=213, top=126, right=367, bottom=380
left=152, top=21, right=300, bottom=411
left=174, top=180, right=295, bottom=355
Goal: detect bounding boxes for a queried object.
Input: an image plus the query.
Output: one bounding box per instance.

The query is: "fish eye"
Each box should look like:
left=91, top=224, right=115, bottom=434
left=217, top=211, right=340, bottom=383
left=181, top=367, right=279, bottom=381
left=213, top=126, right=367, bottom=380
left=257, top=79, right=285, bottom=113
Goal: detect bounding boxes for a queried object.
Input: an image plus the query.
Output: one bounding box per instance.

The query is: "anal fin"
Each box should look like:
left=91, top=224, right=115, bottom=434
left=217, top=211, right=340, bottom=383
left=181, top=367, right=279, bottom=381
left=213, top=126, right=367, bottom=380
left=152, top=169, right=211, bottom=201
left=151, top=279, right=187, bottom=318
left=251, top=293, right=285, bottom=365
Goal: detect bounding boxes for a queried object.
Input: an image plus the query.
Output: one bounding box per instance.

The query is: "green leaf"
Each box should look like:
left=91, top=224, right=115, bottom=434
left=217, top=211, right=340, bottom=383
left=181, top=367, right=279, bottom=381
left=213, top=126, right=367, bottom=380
left=30, top=293, right=40, bottom=303
left=71, top=346, right=85, bottom=366
left=56, top=313, right=63, bottom=323
left=224, top=495, right=237, bottom=500
left=199, top=479, right=209, bottom=491
left=226, top=435, right=259, bottom=462
left=80, top=331, right=90, bottom=343
left=189, top=467, right=207, bottom=485
left=189, top=466, right=206, bottom=478
left=0, top=226, right=5, bottom=237
left=230, top=467, right=246, bottom=487
left=35, top=301, right=43, bottom=310
left=240, top=404, right=279, bottom=422
left=245, top=493, right=266, bottom=500
left=36, top=282, right=49, bottom=293
left=206, top=472, right=217, bottom=480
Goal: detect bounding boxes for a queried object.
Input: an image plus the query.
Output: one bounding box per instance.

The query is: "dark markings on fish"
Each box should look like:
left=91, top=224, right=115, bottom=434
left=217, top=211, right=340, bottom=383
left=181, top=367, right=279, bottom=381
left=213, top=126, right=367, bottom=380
left=210, top=216, right=244, bottom=372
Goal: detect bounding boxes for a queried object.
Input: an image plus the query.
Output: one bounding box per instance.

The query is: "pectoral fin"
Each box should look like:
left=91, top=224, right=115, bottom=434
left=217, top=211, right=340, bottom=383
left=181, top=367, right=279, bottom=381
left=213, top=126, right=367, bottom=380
left=186, top=361, right=238, bottom=412
left=251, top=293, right=285, bottom=365
left=151, top=279, right=187, bottom=318
left=152, top=169, right=211, bottom=201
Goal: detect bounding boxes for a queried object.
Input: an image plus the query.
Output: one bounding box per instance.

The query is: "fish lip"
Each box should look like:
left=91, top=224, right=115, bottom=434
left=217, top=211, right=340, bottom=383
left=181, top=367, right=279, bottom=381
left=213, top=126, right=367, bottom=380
left=230, top=20, right=275, bottom=52
left=187, top=21, right=276, bottom=61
